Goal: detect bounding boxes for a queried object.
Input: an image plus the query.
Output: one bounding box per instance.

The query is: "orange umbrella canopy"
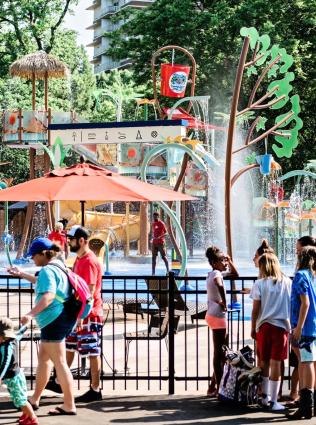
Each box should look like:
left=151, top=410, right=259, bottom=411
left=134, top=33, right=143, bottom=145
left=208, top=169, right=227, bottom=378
left=0, top=163, right=195, bottom=202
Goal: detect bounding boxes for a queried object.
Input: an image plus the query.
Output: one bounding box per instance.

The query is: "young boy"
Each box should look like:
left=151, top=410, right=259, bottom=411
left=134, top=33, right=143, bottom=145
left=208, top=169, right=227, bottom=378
left=0, top=317, right=39, bottom=425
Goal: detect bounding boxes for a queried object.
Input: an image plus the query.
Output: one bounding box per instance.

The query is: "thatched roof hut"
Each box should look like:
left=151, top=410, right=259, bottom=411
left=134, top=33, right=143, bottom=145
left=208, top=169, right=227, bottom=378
left=10, top=51, right=70, bottom=109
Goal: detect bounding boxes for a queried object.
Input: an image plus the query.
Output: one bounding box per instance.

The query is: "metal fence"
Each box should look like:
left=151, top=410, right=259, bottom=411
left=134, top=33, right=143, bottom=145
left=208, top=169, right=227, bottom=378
left=0, top=272, right=256, bottom=394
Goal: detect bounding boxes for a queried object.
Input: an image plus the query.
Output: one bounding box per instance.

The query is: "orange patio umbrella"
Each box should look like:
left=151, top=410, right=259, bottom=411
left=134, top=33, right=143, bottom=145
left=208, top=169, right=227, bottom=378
left=0, top=163, right=195, bottom=225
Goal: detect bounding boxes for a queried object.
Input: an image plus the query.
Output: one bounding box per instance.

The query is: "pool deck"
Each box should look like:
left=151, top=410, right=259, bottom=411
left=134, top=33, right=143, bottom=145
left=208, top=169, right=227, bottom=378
left=0, top=254, right=296, bottom=424
left=0, top=394, right=295, bottom=425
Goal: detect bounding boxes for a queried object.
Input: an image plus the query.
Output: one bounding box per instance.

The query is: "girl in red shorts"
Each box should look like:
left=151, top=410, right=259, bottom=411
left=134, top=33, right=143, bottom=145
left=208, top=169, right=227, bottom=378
left=250, top=252, right=291, bottom=411
left=205, top=246, right=238, bottom=396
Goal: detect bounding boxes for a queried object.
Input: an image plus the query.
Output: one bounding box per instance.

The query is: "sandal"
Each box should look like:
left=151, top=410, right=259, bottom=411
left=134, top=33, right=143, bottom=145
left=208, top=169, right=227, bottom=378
left=285, top=399, right=300, bottom=408
left=48, top=406, right=77, bottom=416
left=28, top=401, right=39, bottom=411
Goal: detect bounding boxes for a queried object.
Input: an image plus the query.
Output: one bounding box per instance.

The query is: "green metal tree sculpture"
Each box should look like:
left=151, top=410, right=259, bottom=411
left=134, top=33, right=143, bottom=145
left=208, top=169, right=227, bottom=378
left=225, top=27, right=303, bottom=258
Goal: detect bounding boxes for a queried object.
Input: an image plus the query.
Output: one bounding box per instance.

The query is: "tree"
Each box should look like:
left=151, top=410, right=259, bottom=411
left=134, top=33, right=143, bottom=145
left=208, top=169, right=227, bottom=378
left=90, top=69, right=146, bottom=122
left=0, top=0, right=78, bottom=76
left=224, top=27, right=303, bottom=258
left=0, top=2, right=96, bottom=183
left=108, top=0, right=316, bottom=171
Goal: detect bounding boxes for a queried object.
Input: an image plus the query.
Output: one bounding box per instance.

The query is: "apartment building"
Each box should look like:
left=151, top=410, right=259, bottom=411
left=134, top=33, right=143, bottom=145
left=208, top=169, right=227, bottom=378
left=87, top=0, right=155, bottom=73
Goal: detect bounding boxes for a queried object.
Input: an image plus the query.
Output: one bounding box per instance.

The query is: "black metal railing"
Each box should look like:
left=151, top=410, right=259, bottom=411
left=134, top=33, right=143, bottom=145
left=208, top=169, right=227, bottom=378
left=0, top=273, right=258, bottom=393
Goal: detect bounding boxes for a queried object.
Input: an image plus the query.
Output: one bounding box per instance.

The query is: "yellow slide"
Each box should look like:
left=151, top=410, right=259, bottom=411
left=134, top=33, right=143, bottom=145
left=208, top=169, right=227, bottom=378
left=60, top=201, right=141, bottom=262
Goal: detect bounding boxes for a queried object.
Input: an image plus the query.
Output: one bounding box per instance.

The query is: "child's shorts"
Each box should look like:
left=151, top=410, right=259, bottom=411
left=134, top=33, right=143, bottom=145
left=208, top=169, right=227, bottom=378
left=205, top=313, right=227, bottom=330
left=256, top=322, right=288, bottom=361
left=4, top=371, right=27, bottom=408
left=66, top=315, right=103, bottom=357
left=299, top=336, right=316, bottom=362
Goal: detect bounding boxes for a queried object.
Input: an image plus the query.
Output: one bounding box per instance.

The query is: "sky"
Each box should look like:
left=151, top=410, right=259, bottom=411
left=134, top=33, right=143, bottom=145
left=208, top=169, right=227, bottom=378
left=63, top=0, right=94, bottom=59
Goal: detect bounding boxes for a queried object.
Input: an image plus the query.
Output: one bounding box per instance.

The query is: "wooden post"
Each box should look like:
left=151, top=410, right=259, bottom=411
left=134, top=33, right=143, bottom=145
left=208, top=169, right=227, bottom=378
left=139, top=202, right=149, bottom=255
left=44, top=107, right=53, bottom=231
left=80, top=201, right=86, bottom=226
left=44, top=72, right=48, bottom=112
left=224, top=37, right=250, bottom=259
left=125, top=202, right=130, bottom=257
left=32, top=73, right=36, bottom=110
left=17, top=148, right=36, bottom=258
left=18, top=109, right=23, bottom=143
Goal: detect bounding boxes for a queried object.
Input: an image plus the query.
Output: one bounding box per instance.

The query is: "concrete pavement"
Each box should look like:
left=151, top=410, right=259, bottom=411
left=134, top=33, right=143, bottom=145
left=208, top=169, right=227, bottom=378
left=0, top=394, right=303, bottom=425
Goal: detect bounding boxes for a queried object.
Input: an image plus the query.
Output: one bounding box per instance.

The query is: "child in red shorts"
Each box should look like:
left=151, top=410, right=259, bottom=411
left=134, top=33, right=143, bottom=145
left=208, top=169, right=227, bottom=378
left=250, top=253, right=291, bottom=411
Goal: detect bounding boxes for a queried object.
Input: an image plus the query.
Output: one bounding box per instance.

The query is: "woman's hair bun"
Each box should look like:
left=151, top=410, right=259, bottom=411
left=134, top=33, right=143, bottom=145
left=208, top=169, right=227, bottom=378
left=205, top=245, right=222, bottom=263
left=257, top=239, right=274, bottom=256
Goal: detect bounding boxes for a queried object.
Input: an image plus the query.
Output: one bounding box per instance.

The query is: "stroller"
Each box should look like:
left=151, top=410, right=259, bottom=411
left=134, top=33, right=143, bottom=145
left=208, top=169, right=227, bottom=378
left=218, top=345, right=262, bottom=406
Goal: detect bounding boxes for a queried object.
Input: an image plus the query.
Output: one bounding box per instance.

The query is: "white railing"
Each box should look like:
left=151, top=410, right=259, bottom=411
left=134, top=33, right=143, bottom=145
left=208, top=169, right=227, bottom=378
left=95, top=5, right=118, bottom=20
left=119, top=0, right=155, bottom=7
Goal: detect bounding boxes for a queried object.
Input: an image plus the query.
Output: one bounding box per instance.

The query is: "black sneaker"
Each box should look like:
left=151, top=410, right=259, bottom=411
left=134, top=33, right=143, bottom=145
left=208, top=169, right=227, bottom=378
left=75, top=387, right=102, bottom=403
left=45, top=379, right=63, bottom=394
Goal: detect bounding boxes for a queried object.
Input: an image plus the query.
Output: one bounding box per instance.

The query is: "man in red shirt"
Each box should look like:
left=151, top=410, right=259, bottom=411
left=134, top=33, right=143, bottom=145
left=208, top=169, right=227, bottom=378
left=151, top=212, right=169, bottom=275
left=65, top=226, right=103, bottom=402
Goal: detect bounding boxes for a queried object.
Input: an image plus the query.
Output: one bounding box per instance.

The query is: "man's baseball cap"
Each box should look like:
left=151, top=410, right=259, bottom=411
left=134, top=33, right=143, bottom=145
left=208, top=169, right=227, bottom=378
left=27, top=237, right=54, bottom=257
left=67, top=225, right=90, bottom=240
left=0, top=317, right=16, bottom=339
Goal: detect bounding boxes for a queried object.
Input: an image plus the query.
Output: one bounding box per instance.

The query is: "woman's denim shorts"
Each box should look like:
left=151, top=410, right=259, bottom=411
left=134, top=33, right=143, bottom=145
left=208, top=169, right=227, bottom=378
left=41, top=309, right=76, bottom=342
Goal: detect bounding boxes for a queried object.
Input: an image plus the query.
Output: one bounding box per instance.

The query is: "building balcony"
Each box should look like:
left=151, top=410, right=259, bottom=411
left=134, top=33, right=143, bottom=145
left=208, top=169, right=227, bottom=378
left=94, top=57, right=133, bottom=73
left=119, top=0, right=155, bottom=8
left=94, top=60, right=121, bottom=74
left=86, top=0, right=101, bottom=11
left=93, top=44, right=109, bottom=59
left=95, top=5, right=119, bottom=20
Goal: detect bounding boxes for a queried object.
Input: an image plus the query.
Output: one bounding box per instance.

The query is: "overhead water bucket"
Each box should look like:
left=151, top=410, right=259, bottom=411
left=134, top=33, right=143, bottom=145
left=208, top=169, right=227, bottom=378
left=256, top=154, right=272, bottom=175
left=160, top=63, right=190, bottom=98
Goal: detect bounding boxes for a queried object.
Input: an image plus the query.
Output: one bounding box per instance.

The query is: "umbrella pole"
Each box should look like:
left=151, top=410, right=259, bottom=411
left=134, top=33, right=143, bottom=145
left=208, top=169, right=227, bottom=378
left=80, top=201, right=85, bottom=226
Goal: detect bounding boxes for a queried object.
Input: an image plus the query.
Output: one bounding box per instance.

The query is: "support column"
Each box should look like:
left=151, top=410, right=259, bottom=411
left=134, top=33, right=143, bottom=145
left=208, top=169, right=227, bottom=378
left=125, top=202, right=130, bottom=257
left=44, top=108, right=53, bottom=230
left=139, top=202, right=149, bottom=255
left=17, top=148, right=36, bottom=258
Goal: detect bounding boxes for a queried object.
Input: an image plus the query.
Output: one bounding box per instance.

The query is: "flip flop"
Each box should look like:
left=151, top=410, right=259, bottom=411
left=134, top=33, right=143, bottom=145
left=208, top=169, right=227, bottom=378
left=28, top=401, right=39, bottom=411
left=48, top=406, right=77, bottom=416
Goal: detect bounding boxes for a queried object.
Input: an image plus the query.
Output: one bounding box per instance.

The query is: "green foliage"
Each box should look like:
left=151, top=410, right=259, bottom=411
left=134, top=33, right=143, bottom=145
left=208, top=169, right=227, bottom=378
left=39, top=136, right=71, bottom=169
left=245, top=152, right=257, bottom=165
left=90, top=69, right=146, bottom=122
left=0, top=146, right=29, bottom=184
left=0, top=1, right=96, bottom=183
left=273, top=95, right=303, bottom=158
left=267, top=72, right=295, bottom=110
left=256, top=117, right=267, bottom=131
left=108, top=0, right=316, bottom=170
left=0, top=0, right=78, bottom=59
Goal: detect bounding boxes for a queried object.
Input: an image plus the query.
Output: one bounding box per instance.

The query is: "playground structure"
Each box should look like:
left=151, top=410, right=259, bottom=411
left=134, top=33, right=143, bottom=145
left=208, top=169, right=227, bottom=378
left=0, top=34, right=309, bottom=273
left=60, top=200, right=142, bottom=260
left=0, top=45, right=222, bottom=276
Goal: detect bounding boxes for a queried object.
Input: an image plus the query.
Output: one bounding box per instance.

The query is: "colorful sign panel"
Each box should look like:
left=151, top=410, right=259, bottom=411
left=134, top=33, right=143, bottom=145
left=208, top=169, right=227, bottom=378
left=49, top=120, right=187, bottom=146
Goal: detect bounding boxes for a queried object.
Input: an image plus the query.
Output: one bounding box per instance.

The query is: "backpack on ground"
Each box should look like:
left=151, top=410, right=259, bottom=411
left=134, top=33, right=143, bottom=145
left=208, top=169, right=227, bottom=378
left=50, top=262, right=94, bottom=319
left=218, top=345, right=261, bottom=406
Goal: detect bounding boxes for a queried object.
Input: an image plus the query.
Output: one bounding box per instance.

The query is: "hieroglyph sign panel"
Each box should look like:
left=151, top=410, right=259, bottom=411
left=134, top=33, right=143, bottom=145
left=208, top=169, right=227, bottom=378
left=49, top=120, right=187, bottom=146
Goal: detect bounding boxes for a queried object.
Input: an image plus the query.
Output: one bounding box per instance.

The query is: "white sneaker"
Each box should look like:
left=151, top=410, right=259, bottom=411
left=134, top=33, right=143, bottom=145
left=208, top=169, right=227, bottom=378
left=270, top=401, right=286, bottom=411
left=261, top=395, right=270, bottom=406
